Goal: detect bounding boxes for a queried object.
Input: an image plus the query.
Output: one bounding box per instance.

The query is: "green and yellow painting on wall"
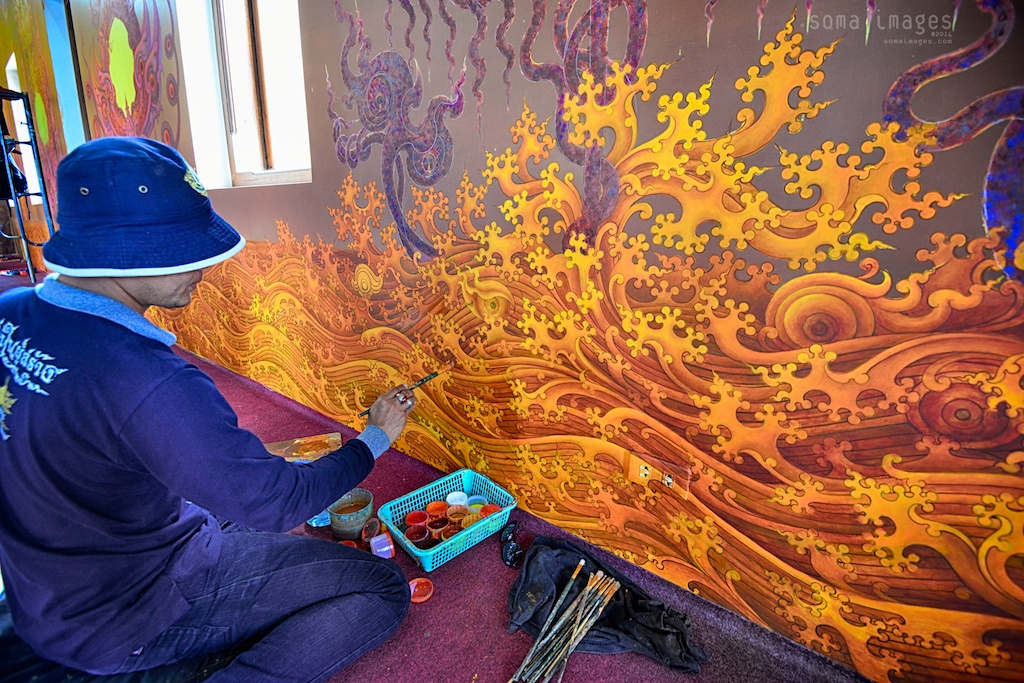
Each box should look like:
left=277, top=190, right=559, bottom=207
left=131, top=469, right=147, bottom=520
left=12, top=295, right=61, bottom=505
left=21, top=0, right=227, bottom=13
left=156, top=2, right=1024, bottom=681
left=69, top=0, right=187, bottom=149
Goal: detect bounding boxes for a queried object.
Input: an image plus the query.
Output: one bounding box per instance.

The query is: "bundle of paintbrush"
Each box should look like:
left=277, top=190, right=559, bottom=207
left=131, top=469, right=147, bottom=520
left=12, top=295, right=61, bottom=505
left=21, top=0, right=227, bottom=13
left=508, top=562, right=620, bottom=683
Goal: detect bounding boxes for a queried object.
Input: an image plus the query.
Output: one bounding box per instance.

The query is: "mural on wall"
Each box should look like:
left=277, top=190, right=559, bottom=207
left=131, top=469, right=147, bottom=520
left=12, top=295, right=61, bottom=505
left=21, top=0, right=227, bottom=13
left=69, top=0, right=187, bottom=150
left=157, top=1, right=1024, bottom=681
left=0, top=0, right=66, bottom=210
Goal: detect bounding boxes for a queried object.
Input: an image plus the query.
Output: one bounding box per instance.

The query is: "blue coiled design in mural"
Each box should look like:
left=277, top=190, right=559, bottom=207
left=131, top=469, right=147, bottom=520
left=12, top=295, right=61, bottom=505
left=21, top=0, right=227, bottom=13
left=328, top=3, right=465, bottom=259
left=883, top=0, right=1023, bottom=279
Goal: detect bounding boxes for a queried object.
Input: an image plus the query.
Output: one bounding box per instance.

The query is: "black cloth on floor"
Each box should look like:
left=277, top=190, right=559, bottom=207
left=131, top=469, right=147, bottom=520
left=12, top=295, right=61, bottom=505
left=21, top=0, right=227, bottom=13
left=508, top=536, right=707, bottom=674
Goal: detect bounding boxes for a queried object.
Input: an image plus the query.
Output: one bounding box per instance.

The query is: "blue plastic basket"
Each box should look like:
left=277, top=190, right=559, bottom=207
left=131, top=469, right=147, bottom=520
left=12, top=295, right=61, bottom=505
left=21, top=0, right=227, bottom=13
left=378, top=469, right=516, bottom=572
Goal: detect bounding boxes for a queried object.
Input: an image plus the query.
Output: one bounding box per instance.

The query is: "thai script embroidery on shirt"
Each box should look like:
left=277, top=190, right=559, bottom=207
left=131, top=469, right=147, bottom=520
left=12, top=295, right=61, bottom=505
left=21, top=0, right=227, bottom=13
left=0, top=319, right=68, bottom=397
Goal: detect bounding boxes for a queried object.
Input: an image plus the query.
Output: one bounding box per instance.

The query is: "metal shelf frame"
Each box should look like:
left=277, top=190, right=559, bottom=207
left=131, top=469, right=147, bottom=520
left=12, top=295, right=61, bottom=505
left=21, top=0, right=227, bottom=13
left=1, top=86, right=57, bottom=283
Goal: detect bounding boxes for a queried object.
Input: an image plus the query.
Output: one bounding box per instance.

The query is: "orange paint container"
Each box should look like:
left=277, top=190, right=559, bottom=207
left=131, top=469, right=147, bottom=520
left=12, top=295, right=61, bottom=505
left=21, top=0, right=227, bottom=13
left=425, top=500, right=448, bottom=519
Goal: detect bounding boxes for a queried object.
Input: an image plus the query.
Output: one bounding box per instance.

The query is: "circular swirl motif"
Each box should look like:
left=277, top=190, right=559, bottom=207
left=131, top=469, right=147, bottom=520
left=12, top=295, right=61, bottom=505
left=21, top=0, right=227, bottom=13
left=166, top=74, right=178, bottom=106
left=352, top=263, right=384, bottom=297
left=907, top=382, right=1016, bottom=449
left=765, top=287, right=876, bottom=349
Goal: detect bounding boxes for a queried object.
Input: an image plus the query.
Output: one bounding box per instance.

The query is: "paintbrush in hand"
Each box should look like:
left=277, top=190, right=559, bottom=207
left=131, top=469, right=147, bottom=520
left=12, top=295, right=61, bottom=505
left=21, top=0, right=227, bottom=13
left=357, top=363, right=451, bottom=417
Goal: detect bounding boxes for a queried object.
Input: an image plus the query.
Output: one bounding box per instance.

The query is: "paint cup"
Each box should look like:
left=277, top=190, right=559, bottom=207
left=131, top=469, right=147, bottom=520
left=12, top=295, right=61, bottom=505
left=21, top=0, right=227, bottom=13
left=405, top=510, right=429, bottom=528
left=329, top=488, right=374, bottom=540
left=461, top=512, right=481, bottom=527
left=440, top=524, right=462, bottom=541
left=418, top=537, right=440, bottom=550
left=425, top=500, right=448, bottom=519
left=446, top=490, right=469, bottom=507
left=480, top=503, right=501, bottom=518
left=465, top=495, right=487, bottom=511
left=361, top=517, right=381, bottom=543
left=446, top=505, right=470, bottom=525
left=406, top=524, right=429, bottom=545
left=369, top=533, right=395, bottom=559
left=426, top=516, right=450, bottom=539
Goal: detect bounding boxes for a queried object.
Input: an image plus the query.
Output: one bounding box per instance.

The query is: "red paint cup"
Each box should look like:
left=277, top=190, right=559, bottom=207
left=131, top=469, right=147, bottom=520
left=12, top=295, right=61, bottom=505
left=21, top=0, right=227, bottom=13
left=440, top=524, right=462, bottom=541
left=480, top=504, right=501, bottom=518
left=405, top=510, right=429, bottom=528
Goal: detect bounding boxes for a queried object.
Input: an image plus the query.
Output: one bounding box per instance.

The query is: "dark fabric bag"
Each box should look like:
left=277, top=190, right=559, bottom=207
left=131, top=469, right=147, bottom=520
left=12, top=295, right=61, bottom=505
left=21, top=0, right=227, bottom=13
left=507, top=536, right=708, bottom=673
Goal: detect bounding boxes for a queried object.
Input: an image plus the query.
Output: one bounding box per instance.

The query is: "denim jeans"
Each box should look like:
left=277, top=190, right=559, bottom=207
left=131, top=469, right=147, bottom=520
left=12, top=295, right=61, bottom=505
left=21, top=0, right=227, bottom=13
left=110, top=520, right=410, bottom=683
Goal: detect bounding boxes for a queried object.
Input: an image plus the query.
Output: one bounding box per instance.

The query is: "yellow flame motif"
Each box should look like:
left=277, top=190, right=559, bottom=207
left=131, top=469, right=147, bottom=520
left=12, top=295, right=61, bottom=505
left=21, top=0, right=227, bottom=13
left=156, top=18, right=1024, bottom=682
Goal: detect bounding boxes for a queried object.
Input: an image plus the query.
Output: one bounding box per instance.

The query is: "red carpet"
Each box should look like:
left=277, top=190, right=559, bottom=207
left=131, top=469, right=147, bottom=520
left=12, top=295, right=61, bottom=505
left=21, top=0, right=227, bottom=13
left=187, top=349, right=871, bottom=683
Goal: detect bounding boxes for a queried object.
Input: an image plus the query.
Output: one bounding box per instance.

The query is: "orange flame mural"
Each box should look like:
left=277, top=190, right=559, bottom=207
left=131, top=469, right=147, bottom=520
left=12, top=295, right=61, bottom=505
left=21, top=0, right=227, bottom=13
left=156, top=17, right=1024, bottom=682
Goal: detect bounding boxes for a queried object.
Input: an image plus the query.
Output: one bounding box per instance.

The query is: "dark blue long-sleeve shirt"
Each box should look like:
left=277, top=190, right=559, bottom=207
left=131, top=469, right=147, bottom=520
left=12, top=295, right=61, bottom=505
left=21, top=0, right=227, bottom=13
left=0, top=276, right=384, bottom=669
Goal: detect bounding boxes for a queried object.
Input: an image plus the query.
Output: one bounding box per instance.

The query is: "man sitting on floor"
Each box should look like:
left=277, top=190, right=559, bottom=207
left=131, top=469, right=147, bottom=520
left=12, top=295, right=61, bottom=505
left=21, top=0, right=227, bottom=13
left=0, top=136, right=414, bottom=682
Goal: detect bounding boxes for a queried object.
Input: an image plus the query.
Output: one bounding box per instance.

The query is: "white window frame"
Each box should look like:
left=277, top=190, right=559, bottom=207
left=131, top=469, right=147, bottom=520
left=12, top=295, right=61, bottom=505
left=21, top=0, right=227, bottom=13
left=179, top=0, right=310, bottom=189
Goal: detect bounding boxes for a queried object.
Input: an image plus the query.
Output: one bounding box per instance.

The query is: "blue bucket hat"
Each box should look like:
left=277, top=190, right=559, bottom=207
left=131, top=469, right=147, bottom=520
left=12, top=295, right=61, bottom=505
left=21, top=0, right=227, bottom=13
left=42, top=136, right=245, bottom=277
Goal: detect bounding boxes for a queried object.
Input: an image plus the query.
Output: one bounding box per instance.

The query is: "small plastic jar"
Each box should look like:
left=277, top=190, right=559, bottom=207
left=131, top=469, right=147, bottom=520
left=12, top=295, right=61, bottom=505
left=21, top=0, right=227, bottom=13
left=440, top=524, right=462, bottom=541
left=369, top=533, right=395, bottom=559
left=425, top=500, right=448, bottom=519
left=405, top=510, right=429, bottom=528
left=465, top=495, right=487, bottom=511
left=426, top=516, right=450, bottom=539
left=445, top=505, right=470, bottom=525
left=445, top=491, right=469, bottom=507
left=405, top=524, right=429, bottom=545
left=480, top=504, right=502, bottom=517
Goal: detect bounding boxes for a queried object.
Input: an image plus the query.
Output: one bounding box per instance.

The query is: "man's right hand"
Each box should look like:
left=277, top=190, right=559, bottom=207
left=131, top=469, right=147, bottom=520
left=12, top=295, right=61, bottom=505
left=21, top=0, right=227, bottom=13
left=366, top=385, right=416, bottom=443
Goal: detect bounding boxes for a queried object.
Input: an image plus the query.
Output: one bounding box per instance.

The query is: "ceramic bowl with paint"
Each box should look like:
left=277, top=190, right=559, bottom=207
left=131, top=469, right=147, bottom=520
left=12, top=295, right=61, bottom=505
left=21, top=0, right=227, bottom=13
left=329, top=488, right=374, bottom=540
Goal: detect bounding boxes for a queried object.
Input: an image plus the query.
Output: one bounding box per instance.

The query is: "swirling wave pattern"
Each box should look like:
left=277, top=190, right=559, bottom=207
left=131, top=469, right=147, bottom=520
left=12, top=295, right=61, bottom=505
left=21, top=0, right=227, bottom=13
left=327, top=4, right=465, bottom=259
left=159, top=14, right=1024, bottom=683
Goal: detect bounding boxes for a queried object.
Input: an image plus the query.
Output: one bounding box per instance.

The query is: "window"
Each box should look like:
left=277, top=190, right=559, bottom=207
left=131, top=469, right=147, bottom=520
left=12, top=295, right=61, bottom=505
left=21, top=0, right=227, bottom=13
left=4, top=55, right=42, bottom=205
left=179, top=0, right=310, bottom=188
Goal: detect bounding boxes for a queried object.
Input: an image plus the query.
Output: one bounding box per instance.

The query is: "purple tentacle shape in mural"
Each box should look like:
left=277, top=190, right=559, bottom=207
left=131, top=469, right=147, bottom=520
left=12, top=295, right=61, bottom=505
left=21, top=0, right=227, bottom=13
left=865, top=0, right=876, bottom=44
left=398, top=0, right=417, bottom=61
left=757, top=0, right=769, bottom=40
left=705, top=0, right=717, bottom=47
left=328, top=3, right=466, bottom=259
left=416, top=0, right=433, bottom=74
left=521, top=0, right=647, bottom=251
left=452, top=0, right=488, bottom=130
left=438, top=0, right=458, bottom=88
left=883, top=0, right=1024, bottom=279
